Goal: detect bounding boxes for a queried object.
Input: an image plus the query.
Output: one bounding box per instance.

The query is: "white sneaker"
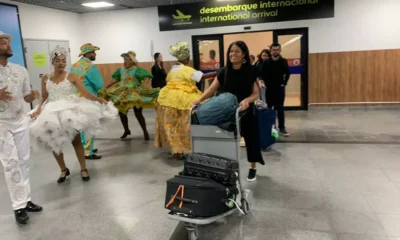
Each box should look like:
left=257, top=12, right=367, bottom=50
left=247, top=168, right=257, bottom=182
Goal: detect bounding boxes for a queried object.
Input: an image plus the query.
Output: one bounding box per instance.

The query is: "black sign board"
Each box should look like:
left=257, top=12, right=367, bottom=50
left=158, top=0, right=334, bottom=31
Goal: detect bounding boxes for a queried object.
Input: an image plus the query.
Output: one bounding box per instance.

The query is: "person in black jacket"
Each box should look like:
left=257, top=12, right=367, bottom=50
left=254, top=49, right=271, bottom=74
left=259, top=43, right=290, bottom=136
left=151, top=52, right=167, bottom=88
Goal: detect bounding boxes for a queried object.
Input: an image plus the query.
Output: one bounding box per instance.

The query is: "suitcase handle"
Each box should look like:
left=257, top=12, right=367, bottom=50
left=175, top=196, right=198, bottom=204
left=166, top=185, right=185, bottom=209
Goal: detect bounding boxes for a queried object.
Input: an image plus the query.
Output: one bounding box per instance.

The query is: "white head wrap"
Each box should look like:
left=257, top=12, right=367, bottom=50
left=50, top=45, right=68, bottom=61
left=169, top=41, right=190, bottom=61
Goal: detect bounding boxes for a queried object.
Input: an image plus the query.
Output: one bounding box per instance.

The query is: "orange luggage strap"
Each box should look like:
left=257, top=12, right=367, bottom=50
left=165, top=185, right=185, bottom=208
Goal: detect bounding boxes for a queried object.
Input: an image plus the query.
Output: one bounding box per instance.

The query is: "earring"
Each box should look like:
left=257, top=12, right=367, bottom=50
left=242, top=59, right=246, bottom=64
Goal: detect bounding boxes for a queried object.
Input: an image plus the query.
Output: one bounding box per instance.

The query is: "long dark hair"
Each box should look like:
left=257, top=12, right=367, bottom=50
left=224, top=41, right=253, bottom=91
left=257, top=49, right=271, bottom=64
left=154, top=52, right=163, bottom=68
left=226, top=41, right=252, bottom=71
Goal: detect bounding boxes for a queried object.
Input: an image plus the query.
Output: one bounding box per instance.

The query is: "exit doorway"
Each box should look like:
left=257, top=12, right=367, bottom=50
left=192, top=27, right=309, bottom=110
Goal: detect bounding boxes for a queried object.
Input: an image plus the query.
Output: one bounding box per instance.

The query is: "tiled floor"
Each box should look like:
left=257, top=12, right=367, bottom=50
left=0, top=109, right=400, bottom=240
left=279, top=108, right=400, bottom=143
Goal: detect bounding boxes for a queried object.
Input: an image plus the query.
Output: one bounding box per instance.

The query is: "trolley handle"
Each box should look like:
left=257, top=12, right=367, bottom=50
left=235, top=107, right=243, bottom=135
left=189, top=105, right=199, bottom=125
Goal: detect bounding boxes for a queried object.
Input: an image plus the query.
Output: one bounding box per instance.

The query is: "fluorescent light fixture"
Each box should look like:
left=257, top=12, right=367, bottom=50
left=82, top=2, right=114, bottom=8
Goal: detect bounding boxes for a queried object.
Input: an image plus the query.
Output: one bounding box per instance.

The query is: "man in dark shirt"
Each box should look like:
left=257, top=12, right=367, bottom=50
left=259, top=43, right=290, bottom=136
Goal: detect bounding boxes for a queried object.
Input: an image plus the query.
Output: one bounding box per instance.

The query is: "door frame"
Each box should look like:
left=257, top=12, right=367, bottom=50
left=192, top=34, right=225, bottom=70
left=191, top=34, right=224, bottom=91
left=23, top=38, right=72, bottom=71
left=192, top=27, right=309, bottom=111
left=23, top=38, right=71, bottom=53
left=273, top=27, right=309, bottom=110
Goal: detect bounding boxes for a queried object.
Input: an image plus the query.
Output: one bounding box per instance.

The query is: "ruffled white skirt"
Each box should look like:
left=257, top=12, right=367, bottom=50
left=29, top=97, right=118, bottom=154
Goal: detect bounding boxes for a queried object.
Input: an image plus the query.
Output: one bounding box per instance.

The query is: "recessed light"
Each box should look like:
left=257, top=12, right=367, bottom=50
left=82, top=2, right=114, bottom=8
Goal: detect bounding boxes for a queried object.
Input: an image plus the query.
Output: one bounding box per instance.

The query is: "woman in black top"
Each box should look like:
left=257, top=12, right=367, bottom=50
left=193, top=41, right=264, bottom=182
left=151, top=52, right=167, bottom=88
left=253, top=49, right=271, bottom=75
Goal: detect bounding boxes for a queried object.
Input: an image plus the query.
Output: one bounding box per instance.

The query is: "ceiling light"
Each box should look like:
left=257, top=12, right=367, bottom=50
left=82, top=2, right=114, bottom=8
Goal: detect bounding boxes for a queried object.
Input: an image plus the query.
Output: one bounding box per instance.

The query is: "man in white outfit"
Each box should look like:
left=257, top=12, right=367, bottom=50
left=0, top=31, right=42, bottom=224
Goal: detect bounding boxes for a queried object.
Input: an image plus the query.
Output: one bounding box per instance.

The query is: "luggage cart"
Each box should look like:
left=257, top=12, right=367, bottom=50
left=167, top=106, right=253, bottom=240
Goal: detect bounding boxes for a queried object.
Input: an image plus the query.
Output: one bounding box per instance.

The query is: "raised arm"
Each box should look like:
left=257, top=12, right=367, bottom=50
left=192, top=76, right=220, bottom=106
left=201, top=71, right=217, bottom=80
left=68, top=74, right=106, bottom=104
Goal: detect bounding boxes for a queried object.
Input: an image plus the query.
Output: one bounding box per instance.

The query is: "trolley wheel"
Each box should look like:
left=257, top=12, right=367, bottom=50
left=188, top=230, right=198, bottom=240
left=186, top=223, right=200, bottom=240
left=241, top=198, right=250, bottom=214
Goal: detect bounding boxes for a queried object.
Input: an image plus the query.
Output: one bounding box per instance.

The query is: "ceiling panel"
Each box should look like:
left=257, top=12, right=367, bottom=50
left=10, top=0, right=205, bottom=13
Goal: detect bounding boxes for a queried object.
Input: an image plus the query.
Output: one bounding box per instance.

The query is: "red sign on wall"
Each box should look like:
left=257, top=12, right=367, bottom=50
left=287, top=58, right=301, bottom=67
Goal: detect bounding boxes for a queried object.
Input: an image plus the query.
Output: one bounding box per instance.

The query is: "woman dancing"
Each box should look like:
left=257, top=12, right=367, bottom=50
left=193, top=41, right=264, bottom=181
left=155, top=41, right=216, bottom=159
left=29, top=46, right=118, bottom=183
left=100, top=51, right=159, bottom=140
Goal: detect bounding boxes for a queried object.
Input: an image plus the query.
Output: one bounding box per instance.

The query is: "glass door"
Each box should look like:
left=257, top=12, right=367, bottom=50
left=273, top=28, right=309, bottom=110
left=192, top=34, right=224, bottom=92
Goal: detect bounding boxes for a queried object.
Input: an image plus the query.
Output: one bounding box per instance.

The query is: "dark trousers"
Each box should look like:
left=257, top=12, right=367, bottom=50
left=241, top=109, right=265, bottom=165
left=265, top=87, right=286, bottom=130
left=119, top=107, right=148, bottom=134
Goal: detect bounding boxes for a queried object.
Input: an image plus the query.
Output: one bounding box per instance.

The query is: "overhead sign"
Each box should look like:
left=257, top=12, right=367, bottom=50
left=158, top=0, right=334, bottom=31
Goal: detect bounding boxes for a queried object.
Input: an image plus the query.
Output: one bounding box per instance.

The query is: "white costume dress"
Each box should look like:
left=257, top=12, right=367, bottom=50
left=0, top=62, right=33, bottom=210
left=29, top=74, right=118, bottom=154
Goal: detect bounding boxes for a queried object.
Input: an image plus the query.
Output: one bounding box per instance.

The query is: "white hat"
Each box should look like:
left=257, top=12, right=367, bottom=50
left=0, top=31, right=12, bottom=41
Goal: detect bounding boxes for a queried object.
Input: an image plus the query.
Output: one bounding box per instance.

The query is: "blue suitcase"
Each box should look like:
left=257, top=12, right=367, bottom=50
left=257, top=87, right=276, bottom=150
left=257, top=107, right=276, bottom=150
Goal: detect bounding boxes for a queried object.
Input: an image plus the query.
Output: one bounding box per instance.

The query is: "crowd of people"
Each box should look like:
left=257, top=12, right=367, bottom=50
left=0, top=29, right=290, bottom=224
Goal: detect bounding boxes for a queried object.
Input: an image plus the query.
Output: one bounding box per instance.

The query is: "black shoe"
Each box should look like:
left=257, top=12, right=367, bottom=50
left=144, top=131, right=150, bottom=141
left=120, top=130, right=131, bottom=139
left=279, top=129, right=290, bottom=137
left=25, top=201, right=43, bottom=212
left=57, top=168, right=70, bottom=183
left=247, top=168, right=257, bottom=182
left=81, top=169, right=90, bottom=182
left=14, top=209, right=29, bottom=224
left=93, top=149, right=98, bottom=153
left=85, top=154, right=102, bottom=160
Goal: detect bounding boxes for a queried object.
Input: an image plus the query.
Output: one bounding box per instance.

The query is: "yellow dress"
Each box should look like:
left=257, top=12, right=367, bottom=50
left=154, top=65, right=202, bottom=154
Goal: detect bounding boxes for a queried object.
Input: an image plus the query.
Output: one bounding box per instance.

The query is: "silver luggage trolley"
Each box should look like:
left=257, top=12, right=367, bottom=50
left=167, top=106, right=253, bottom=240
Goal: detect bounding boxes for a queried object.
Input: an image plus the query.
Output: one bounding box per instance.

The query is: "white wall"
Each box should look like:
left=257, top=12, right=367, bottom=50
left=0, top=0, right=81, bottom=62
left=80, top=0, right=400, bottom=63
